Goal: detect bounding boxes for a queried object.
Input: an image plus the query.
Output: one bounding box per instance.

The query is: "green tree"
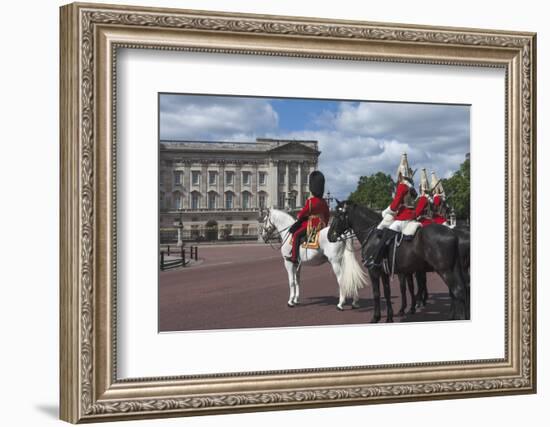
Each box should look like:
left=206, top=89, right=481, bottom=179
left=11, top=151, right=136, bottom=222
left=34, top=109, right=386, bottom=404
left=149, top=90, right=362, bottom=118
left=441, top=156, right=470, bottom=220
left=348, top=172, right=395, bottom=210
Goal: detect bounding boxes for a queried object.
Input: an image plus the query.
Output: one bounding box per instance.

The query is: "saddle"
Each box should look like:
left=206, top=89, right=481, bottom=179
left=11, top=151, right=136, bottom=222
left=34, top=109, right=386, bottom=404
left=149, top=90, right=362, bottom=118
left=304, top=216, right=326, bottom=249
left=291, top=217, right=324, bottom=250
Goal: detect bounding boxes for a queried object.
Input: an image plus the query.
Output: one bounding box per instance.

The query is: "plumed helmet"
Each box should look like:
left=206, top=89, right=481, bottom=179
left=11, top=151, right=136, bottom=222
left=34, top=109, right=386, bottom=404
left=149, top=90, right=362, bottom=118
left=309, top=170, right=325, bottom=198
left=396, top=152, right=414, bottom=184
left=419, top=168, right=430, bottom=194
left=430, top=171, right=445, bottom=196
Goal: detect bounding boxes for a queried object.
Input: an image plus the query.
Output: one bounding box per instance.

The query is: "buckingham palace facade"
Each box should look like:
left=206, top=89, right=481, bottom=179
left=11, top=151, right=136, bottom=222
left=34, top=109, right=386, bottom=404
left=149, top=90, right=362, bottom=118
left=160, top=138, right=320, bottom=242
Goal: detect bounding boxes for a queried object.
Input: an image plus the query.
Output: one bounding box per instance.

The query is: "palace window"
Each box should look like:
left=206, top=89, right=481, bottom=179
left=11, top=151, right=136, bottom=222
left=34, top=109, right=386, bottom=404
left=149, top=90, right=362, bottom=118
left=191, top=192, right=200, bottom=209
left=160, top=171, right=165, bottom=187
left=173, top=192, right=183, bottom=210
left=302, top=169, right=309, bottom=184
left=208, top=192, right=217, bottom=209
left=290, top=171, right=297, bottom=185
left=289, top=193, right=297, bottom=209
left=242, top=171, right=251, bottom=186
left=278, top=172, right=285, bottom=185
left=159, top=191, right=165, bottom=209
left=191, top=171, right=200, bottom=186
left=225, top=171, right=234, bottom=185
left=242, top=192, right=251, bottom=209
left=208, top=171, right=217, bottom=185
left=302, top=192, right=309, bottom=206
left=242, top=224, right=249, bottom=235
left=259, top=172, right=266, bottom=185
left=173, top=170, right=183, bottom=186
left=225, top=192, right=234, bottom=209
left=258, top=193, right=266, bottom=209
left=278, top=193, right=285, bottom=208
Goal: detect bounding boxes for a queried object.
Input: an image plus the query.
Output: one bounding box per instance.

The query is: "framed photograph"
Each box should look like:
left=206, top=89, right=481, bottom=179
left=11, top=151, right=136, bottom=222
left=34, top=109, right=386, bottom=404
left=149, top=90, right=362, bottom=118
left=60, top=2, right=537, bottom=423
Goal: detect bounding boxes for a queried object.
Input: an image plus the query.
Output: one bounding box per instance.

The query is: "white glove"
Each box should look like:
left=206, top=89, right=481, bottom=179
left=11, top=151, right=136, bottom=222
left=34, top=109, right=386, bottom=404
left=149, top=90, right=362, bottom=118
left=382, top=206, right=396, bottom=217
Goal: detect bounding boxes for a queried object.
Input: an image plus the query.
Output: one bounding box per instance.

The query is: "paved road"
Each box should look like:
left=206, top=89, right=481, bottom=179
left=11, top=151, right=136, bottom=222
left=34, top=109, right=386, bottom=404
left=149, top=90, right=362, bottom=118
left=159, top=243, right=452, bottom=332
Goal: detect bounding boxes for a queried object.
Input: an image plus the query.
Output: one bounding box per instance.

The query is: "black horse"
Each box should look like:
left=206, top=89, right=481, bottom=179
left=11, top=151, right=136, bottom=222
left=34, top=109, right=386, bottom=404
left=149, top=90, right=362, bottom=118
left=328, top=200, right=469, bottom=321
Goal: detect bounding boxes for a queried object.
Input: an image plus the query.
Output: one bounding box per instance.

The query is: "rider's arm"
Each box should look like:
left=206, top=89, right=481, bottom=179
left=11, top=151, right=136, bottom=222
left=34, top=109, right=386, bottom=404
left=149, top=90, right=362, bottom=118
left=296, top=198, right=311, bottom=220
left=415, top=196, right=427, bottom=218
left=389, top=183, right=407, bottom=212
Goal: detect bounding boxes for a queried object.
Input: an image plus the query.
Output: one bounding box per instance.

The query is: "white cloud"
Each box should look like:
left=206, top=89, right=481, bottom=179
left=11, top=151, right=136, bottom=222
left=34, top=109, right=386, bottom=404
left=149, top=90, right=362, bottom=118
left=160, top=96, right=469, bottom=200
left=160, top=95, right=279, bottom=140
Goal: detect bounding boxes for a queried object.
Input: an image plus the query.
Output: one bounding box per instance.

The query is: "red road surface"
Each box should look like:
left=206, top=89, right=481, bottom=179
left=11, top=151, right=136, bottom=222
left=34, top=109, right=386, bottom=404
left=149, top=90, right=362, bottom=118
left=159, top=243, right=452, bottom=332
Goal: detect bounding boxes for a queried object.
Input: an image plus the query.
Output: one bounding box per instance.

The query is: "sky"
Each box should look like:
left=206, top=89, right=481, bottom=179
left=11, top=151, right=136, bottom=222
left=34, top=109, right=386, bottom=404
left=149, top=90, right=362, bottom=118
left=159, top=93, right=470, bottom=200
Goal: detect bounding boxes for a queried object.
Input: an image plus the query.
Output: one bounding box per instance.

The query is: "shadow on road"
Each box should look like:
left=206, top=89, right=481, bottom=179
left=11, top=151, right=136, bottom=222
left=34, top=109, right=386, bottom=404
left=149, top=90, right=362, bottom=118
left=400, top=292, right=453, bottom=323
left=300, top=296, right=374, bottom=312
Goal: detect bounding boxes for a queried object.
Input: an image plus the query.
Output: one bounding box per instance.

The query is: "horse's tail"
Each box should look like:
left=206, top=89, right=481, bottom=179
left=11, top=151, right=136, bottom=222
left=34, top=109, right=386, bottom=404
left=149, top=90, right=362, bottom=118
left=340, top=238, right=369, bottom=298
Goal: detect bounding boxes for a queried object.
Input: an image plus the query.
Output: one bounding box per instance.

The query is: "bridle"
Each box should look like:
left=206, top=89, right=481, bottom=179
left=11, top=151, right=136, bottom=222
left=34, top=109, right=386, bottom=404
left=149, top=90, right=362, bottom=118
left=259, top=212, right=291, bottom=249
left=330, top=205, right=377, bottom=254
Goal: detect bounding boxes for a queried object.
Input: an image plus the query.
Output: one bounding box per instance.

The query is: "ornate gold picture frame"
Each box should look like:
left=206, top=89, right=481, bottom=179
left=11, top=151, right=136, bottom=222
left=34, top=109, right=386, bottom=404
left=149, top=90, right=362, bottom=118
left=60, top=2, right=536, bottom=423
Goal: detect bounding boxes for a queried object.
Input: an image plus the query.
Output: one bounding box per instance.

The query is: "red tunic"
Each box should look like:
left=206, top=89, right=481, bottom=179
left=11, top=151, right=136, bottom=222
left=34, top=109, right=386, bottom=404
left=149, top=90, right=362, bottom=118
left=296, top=196, right=330, bottom=231
left=415, top=195, right=433, bottom=227
left=390, top=182, right=415, bottom=221
left=432, top=194, right=447, bottom=224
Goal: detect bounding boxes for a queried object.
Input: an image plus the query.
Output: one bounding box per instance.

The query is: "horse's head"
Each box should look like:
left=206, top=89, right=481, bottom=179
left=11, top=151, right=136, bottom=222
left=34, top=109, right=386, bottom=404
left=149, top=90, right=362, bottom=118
left=258, top=207, right=277, bottom=243
left=328, top=199, right=354, bottom=242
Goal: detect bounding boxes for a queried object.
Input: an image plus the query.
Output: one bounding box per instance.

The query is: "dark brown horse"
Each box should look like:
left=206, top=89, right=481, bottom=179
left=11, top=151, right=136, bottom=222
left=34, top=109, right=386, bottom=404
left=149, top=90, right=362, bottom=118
left=328, top=200, right=469, bottom=321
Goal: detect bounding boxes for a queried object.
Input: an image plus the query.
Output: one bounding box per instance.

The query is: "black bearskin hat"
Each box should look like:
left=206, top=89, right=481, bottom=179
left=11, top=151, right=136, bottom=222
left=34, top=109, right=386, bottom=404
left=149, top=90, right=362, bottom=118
left=309, top=171, right=325, bottom=198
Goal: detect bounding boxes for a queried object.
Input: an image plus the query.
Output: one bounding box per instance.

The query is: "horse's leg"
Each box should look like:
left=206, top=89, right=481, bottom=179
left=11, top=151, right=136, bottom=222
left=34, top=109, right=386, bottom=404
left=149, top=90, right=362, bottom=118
left=407, top=274, right=416, bottom=315
left=439, top=265, right=467, bottom=320
left=351, top=293, right=360, bottom=309
left=369, top=271, right=381, bottom=323
left=415, top=271, right=428, bottom=307
left=293, top=266, right=301, bottom=305
left=285, top=261, right=296, bottom=307
left=397, top=274, right=407, bottom=316
left=381, top=273, right=394, bottom=323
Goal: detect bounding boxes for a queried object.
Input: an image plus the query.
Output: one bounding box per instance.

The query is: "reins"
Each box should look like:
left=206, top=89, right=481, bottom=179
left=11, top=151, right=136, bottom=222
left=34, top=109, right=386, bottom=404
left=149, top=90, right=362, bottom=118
left=261, top=216, right=292, bottom=251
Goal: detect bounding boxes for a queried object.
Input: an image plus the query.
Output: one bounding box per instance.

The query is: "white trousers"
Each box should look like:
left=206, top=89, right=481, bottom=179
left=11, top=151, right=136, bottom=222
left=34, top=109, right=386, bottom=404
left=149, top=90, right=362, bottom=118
left=376, top=214, right=411, bottom=233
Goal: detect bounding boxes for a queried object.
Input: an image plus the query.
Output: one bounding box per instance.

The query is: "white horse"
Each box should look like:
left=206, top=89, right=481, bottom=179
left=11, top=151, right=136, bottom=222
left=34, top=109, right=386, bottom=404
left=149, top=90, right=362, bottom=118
left=259, top=208, right=368, bottom=310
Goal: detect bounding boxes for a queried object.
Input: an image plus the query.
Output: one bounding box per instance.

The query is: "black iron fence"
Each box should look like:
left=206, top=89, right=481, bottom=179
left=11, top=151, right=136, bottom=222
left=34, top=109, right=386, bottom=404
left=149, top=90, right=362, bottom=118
left=160, top=245, right=199, bottom=271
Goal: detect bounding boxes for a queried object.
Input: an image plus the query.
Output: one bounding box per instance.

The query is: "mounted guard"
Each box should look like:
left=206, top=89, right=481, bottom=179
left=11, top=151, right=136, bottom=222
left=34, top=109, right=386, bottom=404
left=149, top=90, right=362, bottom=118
left=365, top=153, right=417, bottom=268
left=286, top=171, right=330, bottom=265
left=430, top=171, right=449, bottom=225
left=415, top=168, right=433, bottom=227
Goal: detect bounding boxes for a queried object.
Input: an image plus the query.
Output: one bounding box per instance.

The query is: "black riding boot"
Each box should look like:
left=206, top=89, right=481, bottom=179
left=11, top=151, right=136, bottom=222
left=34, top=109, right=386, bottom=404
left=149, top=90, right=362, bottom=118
left=365, top=228, right=397, bottom=268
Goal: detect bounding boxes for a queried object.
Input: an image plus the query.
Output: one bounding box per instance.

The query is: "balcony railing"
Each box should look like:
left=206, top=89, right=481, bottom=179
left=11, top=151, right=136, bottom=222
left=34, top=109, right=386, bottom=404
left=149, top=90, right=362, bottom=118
left=161, top=207, right=261, bottom=213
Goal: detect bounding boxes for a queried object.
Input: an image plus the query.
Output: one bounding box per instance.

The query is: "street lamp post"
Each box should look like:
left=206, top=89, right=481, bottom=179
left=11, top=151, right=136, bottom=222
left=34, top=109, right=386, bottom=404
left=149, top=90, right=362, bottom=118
left=324, top=190, right=335, bottom=210
left=285, top=191, right=294, bottom=212
left=175, top=209, right=184, bottom=247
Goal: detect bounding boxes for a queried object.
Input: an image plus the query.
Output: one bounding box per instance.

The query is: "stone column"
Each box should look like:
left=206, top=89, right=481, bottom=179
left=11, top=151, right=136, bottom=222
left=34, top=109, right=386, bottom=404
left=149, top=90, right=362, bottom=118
left=252, top=163, right=258, bottom=208
left=285, top=162, right=290, bottom=208
left=201, top=162, right=208, bottom=208
left=297, top=162, right=303, bottom=207
left=269, top=160, right=278, bottom=208
left=236, top=163, right=242, bottom=208
left=183, top=163, right=191, bottom=208
left=218, top=162, right=225, bottom=210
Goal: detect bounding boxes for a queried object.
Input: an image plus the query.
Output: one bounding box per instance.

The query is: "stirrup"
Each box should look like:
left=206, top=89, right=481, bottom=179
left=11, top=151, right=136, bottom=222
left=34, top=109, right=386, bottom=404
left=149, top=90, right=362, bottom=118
left=364, top=257, right=381, bottom=268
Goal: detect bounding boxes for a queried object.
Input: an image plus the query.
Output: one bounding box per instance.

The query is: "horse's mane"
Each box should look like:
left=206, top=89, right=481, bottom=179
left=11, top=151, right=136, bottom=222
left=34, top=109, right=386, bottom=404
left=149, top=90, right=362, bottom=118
left=344, top=201, right=382, bottom=226
left=269, top=208, right=295, bottom=225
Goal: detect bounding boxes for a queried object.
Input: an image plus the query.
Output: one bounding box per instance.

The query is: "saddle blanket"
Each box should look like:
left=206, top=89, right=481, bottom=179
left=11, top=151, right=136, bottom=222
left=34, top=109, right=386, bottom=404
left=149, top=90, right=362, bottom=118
left=401, top=220, right=422, bottom=237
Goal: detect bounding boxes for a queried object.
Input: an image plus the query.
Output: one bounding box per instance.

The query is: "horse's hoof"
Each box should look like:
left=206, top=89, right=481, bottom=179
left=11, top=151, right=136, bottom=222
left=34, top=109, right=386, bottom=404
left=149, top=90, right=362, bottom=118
left=287, top=302, right=295, bottom=308
left=386, top=317, right=394, bottom=323
left=370, top=316, right=380, bottom=323
left=397, top=309, right=405, bottom=317
left=407, top=309, right=416, bottom=315
left=337, top=305, right=344, bottom=311
left=351, top=304, right=360, bottom=310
